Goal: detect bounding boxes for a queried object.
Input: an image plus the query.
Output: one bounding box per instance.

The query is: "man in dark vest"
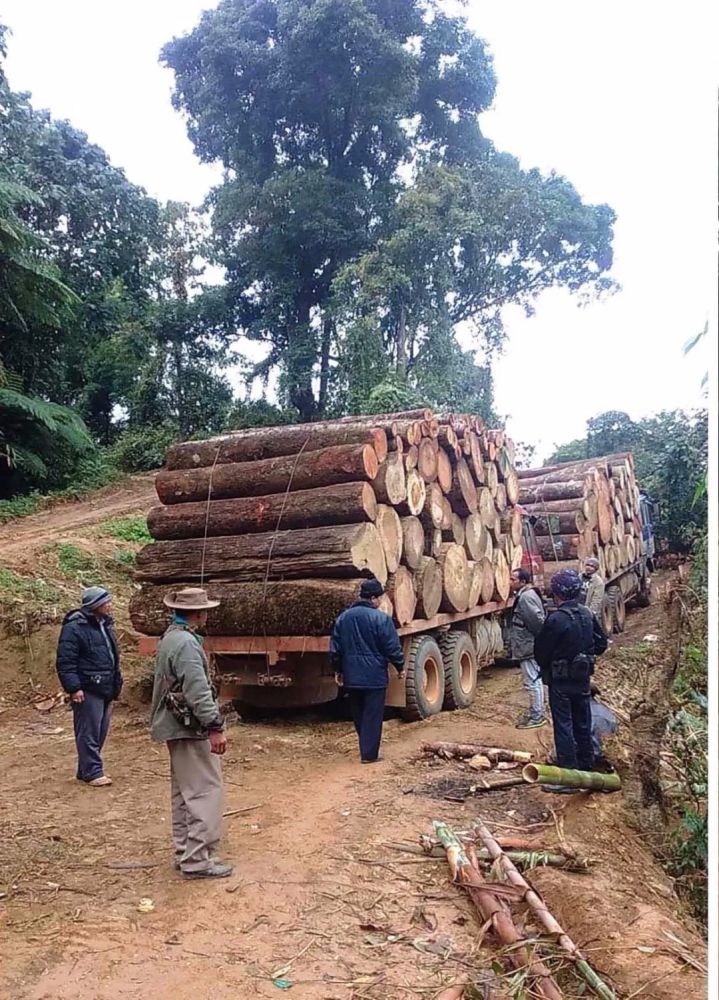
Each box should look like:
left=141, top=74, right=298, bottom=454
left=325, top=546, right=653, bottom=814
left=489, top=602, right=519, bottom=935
left=535, top=569, right=608, bottom=793
left=330, top=578, right=404, bottom=764
left=56, top=586, right=122, bottom=787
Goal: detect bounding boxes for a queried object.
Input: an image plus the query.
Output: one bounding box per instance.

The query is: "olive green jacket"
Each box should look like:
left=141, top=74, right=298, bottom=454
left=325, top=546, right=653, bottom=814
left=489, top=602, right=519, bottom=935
left=150, top=624, right=223, bottom=742
left=584, top=572, right=606, bottom=617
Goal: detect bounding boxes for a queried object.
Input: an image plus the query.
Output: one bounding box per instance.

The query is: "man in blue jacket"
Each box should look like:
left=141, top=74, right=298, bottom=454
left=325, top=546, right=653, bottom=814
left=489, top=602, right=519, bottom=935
left=534, top=570, right=608, bottom=793
left=330, top=578, right=404, bottom=764
left=56, top=586, right=122, bottom=787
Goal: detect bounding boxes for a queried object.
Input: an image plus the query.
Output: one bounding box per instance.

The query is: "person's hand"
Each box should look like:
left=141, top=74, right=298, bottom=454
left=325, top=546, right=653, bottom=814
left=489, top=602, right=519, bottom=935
left=334, top=672, right=344, bottom=687
left=209, top=730, right=227, bottom=755
left=70, top=690, right=85, bottom=704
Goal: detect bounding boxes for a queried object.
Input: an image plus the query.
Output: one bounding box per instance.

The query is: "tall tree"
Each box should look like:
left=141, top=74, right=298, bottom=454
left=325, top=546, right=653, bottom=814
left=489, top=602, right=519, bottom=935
left=163, top=0, right=501, bottom=418
left=164, top=0, right=616, bottom=420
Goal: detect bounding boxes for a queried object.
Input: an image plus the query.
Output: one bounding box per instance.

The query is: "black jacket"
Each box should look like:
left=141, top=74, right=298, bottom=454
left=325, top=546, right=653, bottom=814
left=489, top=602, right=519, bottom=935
left=534, top=600, right=608, bottom=686
left=56, top=610, right=123, bottom=700
left=330, top=600, right=404, bottom=689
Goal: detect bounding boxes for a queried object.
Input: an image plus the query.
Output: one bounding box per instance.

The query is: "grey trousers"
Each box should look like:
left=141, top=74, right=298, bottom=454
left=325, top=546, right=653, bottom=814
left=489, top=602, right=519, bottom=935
left=72, top=692, right=113, bottom=782
left=167, top=738, right=224, bottom=873
left=520, top=658, right=545, bottom=719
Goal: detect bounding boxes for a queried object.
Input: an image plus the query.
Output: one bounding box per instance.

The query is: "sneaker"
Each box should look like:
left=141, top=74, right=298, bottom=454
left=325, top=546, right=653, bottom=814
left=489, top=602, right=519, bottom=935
left=182, top=861, right=233, bottom=880
left=541, top=784, right=579, bottom=795
left=87, top=775, right=113, bottom=787
left=361, top=756, right=384, bottom=764
left=515, top=715, right=547, bottom=730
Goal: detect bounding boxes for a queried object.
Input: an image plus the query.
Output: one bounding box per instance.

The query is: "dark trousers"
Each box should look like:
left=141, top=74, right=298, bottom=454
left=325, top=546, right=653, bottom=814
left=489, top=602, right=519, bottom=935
left=549, top=684, right=594, bottom=771
left=72, top=691, right=113, bottom=781
left=347, top=688, right=387, bottom=762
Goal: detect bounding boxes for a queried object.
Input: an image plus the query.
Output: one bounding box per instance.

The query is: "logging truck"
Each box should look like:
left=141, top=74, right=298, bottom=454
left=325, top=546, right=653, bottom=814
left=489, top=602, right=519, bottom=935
left=131, top=414, right=655, bottom=720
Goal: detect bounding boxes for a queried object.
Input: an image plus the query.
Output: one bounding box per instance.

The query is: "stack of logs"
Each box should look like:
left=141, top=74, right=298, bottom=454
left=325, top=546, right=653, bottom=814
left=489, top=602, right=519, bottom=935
left=518, top=452, right=644, bottom=579
left=129, top=409, right=522, bottom=637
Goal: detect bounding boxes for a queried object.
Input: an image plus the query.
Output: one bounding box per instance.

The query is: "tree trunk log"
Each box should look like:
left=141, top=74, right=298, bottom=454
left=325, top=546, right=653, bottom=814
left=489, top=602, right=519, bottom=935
left=468, top=431, right=484, bottom=484
left=404, top=444, right=419, bottom=471
left=492, top=549, right=511, bottom=601
left=413, top=556, right=443, bottom=619
left=130, top=579, right=366, bottom=636
left=477, top=487, right=495, bottom=528
left=450, top=458, right=478, bottom=516
left=417, top=438, right=439, bottom=483
left=400, top=517, right=425, bottom=570
left=450, top=513, right=465, bottom=547
left=421, top=482, right=445, bottom=529
left=531, top=511, right=583, bottom=536
left=477, top=557, right=495, bottom=604
left=517, top=457, right=610, bottom=479
left=156, top=443, right=379, bottom=505
left=535, top=532, right=590, bottom=562
left=375, top=505, right=402, bottom=573
left=500, top=508, right=522, bottom=546
left=518, top=479, right=589, bottom=504
left=504, top=469, right=520, bottom=506
left=165, top=423, right=387, bottom=470
left=135, top=523, right=388, bottom=584
left=484, top=461, right=498, bottom=497
left=373, top=454, right=407, bottom=505
left=463, top=513, right=487, bottom=561
left=387, top=566, right=416, bottom=625
left=517, top=461, right=610, bottom=484
left=494, top=482, right=507, bottom=512
left=396, top=469, right=426, bottom=516
left=147, top=481, right=378, bottom=541
left=425, top=525, right=443, bottom=558
left=436, top=448, right=453, bottom=493
left=438, top=543, right=470, bottom=612
left=440, top=497, right=453, bottom=531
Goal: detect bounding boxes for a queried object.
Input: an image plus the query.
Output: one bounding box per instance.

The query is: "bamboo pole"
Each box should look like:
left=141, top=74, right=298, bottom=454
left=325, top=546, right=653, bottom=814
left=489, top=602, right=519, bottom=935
left=389, top=841, right=591, bottom=872
left=523, top=763, right=621, bottom=793
left=433, top=822, right=563, bottom=1000
left=421, top=741, right=533, bottom=764
left=472, top=819, right=617, bottom=1000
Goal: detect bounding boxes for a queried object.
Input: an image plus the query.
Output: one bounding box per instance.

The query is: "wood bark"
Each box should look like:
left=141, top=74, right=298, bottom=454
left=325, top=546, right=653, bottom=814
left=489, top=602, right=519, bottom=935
left=375, top=505, right=402, bottom=573
left=468, top=431, right=484, bottom=484
left=387, top=567, right=417, bottom=626
left=156, top=443, right=379, bottom=505
left=373, top=454, right=407, bottom=505
left=165, top=422, right=388, bottom=470
left=396, top=469, right=426, bottom=516
left=516, top=460, right=610, bottom=483
left=130, top=579, right=367, bottom=636
left=135, top=523, right=388, bottom=585
left=413, top=556, right=443, bottom=619
left=531, top=511, right=583, bottom=536
left=518, top=479, right=589, bottom=504
left=450, top=458, right=478, bottom=516
left=400, top=517, right=425, bottom=570
left=517, top=456, right=610, bottom=479
left=425, top=525, right=443, bottom=558
left=438, top=543, right=470, bottom=613
left=535, top=532, right=590, bottom=562
left=147, top=481, right=377, bottom=541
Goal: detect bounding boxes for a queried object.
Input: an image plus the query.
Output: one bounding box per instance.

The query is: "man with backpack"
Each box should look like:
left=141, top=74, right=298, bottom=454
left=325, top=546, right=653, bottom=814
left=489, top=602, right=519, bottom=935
left=535, top=569, right=608, bottom=792
left=508, top=568, right=547, bottom=729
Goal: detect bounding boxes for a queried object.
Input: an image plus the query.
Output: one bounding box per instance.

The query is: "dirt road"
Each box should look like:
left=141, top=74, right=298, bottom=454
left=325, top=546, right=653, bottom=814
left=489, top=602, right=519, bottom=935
left=0, top=475, right=156, bottom=560
left=0, top=590, right=706, bottom=1000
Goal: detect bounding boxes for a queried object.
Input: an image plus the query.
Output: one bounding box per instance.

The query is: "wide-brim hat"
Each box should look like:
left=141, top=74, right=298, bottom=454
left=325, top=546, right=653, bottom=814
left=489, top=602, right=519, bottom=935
left=163, top=587, right=220, bottom=610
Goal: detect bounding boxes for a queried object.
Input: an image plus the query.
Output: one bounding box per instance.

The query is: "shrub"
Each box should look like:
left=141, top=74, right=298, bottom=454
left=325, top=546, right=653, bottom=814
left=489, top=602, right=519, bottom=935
left=110, top=423, right=179, bottom=472
left=101, top=516, right=151, bottom=544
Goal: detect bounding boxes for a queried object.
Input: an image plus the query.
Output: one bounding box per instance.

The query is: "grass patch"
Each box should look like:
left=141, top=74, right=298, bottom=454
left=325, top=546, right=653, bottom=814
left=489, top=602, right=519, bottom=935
left=111, top=549, right=137, bottom=570
left=51, top=543, right=100, bottom=583
left=0, top=567, right=60, bottom=605
left=0, top=492, right=44, bottom=523
left=100, top=516, right=151, bottom=545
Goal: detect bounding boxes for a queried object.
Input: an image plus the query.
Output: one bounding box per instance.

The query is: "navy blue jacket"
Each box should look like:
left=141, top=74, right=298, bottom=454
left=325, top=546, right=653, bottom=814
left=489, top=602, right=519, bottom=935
left=330, top=600, right=404, bottom=689
left=534, top=599, right=608, bottom=686
left=56, top=610, right=123, bottom=701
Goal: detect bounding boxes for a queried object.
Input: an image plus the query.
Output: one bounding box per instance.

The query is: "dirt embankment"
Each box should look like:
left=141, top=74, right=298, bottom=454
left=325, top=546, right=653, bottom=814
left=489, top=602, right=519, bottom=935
left=0, top=484, right=707, bottom=1000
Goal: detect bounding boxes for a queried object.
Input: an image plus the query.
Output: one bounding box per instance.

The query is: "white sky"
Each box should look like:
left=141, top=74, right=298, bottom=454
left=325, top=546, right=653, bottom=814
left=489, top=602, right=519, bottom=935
left=1, top=0, right=715, bottom=458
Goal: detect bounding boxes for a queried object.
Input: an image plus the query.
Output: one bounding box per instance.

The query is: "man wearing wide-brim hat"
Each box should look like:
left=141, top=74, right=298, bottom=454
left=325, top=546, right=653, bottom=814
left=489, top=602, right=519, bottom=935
left=150, top=587, right=233, bottom=880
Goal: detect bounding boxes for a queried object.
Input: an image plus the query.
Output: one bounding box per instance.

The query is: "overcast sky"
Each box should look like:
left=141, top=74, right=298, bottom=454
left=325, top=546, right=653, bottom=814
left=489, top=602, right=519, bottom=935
left=1, top=0, right=715, bottom=458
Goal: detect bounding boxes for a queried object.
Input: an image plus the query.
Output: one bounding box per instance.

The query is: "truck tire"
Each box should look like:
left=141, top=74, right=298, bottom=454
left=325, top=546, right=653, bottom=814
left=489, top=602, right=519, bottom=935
left=402, top=635, right=445, bottom=721
left=600, top=595, right=614, bottom=636
left=636, top=572, right=652, bottom=608
left=607, top=587, right=626, bottom=633
left=439, top=630, right=478, bottom=711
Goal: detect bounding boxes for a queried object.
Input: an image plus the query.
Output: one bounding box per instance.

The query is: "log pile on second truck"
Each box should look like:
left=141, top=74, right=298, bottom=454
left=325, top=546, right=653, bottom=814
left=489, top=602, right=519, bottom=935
left=129, top=409, right=523, bottom=638
left=518, top=452, right=644, bottom=578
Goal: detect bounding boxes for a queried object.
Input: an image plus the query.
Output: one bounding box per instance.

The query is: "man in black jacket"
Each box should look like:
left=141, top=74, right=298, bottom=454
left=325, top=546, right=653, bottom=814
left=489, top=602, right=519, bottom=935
left=535, top=570, right=608, bottom=793
left=330, top=579, right=404, bottom=764
left=56, top=586, right=122, bottom=787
